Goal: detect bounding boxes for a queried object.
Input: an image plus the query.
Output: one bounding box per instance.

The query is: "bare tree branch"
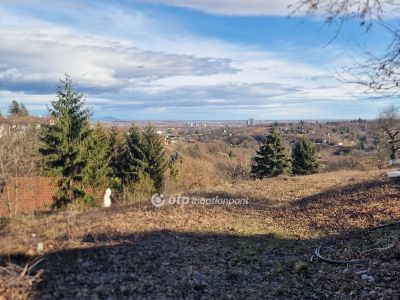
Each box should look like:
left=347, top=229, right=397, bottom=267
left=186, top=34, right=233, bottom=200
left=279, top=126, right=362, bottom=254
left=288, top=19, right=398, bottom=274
left=0, top=120, right=41, bottom=216
left=292, top=1, right=400, bottom=95
left=291, top=0, right=396, bottom=26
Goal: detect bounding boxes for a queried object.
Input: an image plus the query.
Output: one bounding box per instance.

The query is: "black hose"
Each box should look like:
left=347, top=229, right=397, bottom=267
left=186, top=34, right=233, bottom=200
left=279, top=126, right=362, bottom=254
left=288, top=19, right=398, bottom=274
left=313, top=221, right=400, bottom=264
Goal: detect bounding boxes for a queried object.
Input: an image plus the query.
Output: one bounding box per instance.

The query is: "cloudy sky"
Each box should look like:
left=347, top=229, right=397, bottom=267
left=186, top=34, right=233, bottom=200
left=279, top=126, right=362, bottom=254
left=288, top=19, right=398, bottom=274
left=0, top=0, right=397, bottom=120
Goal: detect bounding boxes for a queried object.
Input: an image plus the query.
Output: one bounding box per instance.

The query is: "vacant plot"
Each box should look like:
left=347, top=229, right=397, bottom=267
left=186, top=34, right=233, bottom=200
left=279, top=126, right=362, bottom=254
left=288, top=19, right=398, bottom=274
left=0, top=170, right=399, bottom=299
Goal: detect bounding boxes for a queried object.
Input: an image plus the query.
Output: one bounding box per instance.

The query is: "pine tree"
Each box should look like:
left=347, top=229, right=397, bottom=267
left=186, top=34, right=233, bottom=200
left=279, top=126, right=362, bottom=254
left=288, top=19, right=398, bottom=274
left=40, top=74, right=91, bottom=207
left=168, top=152, right=183, bottom=182
left=124, top=125, right=147, bottom=183
left=19, top=103, right=29, bottom=116
left=8, top=101, right=29, bottom=116
left=109, top=124, right=125, bottom=180
left=142, top=126, right=167, bottom=191
left=292, top=137, right=319, bottom=175
left=8, top=100, right=21, bottom=116
left=124, top=125, right=167, bottom=191
left=251, top=128, right=291, bottom=179
left=82, top=123, right=111, bottom=191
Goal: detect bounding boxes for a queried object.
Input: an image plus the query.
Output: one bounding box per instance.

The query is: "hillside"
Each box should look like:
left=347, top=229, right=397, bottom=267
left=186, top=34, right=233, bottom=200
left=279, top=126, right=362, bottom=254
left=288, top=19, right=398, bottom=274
left=1, top=170, right=399, bottom=299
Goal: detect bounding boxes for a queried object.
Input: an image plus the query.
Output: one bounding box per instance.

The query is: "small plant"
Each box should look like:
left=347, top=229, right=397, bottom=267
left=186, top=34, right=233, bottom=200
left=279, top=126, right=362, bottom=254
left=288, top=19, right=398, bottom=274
left=293, top=261, right=309, bottom=274
left=168, top=152, right=183, bottom=183
left=0, top=217, right=10, bottom=231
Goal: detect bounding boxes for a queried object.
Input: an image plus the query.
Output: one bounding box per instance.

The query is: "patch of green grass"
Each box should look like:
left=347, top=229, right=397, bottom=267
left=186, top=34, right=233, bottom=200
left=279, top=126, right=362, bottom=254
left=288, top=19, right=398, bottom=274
left=0, top=217, right=10, bottom=232
left=44, top=228, right=60, bottom=239
left=273, top=286, right=290, bottom=297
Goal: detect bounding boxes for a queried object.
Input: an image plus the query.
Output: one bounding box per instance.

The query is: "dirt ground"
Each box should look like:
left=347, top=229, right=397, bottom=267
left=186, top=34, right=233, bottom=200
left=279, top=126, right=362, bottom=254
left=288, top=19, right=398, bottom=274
left=1, top=170, right=399, bottom=299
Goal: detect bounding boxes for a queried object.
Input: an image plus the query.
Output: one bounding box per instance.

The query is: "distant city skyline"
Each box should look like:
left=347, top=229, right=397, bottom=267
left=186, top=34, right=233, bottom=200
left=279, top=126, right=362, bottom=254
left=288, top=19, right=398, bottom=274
left=0, top=0, right=398, bottom=120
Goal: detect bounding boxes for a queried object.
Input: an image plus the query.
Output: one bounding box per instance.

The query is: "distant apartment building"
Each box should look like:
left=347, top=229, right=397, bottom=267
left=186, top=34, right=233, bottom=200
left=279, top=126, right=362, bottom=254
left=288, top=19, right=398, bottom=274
left=187, top=122, right=207, bottom=128
left=247, top=118, right=255, bottom=127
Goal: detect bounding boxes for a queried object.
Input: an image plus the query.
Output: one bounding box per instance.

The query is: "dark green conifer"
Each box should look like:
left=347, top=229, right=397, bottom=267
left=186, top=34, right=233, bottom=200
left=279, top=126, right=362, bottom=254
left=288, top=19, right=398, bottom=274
left=292, top=137, right=319, bottom=175
left=40, top=74, right=91, bottom=207
left=251, top=128, right=291, bottom=179
left=142, top=126, right=167, bottom=191
left=8, top=100, right=21, bottom=116
left=82, top=123, right=112, bottom=191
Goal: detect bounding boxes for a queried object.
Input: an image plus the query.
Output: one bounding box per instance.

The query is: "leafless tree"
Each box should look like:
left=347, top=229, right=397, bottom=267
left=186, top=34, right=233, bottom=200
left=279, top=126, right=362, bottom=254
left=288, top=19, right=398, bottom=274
left=292, top=0, right=400, bottom=95
left=292, top=1, right=394, bottom=25
left=377, top=105, right=400, bottom=161
left=0, top=122, right=41, bottom=216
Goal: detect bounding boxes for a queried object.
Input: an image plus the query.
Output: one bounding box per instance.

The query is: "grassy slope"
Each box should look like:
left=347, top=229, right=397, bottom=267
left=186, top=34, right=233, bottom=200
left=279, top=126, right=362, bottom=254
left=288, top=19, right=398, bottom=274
left=0, top=170, right=399, bottom=299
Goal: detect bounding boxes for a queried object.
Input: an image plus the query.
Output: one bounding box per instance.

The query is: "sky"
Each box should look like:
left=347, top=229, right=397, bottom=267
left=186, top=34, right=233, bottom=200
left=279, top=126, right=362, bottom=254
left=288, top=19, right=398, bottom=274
left=0, top=0, right=398, bottom=120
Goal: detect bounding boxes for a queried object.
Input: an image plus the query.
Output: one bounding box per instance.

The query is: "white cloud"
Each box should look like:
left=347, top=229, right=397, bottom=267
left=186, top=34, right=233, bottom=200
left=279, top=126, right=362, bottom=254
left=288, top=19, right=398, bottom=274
left=139, top=0, right=294, bottom=16
left=139, top=0, right=400, bottom=18
left=0, top=1, right=384, bottom=119
left=0, top=25, right=237, bottom=94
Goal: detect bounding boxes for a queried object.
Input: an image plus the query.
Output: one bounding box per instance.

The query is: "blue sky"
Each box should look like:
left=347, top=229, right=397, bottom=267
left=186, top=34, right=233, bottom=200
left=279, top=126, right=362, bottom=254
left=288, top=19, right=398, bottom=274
left=0, top=0, right=397, bottom=120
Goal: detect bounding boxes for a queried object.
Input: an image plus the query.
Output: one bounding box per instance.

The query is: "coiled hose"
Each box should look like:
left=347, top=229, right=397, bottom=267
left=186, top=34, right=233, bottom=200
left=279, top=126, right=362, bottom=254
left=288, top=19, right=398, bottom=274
left=312, top=221, right=400, bottom=264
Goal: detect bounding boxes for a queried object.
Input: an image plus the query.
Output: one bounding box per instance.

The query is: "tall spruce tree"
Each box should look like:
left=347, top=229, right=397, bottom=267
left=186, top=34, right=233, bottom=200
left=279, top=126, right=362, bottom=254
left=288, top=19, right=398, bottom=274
left=109, top=124, right=125, bottom=180
left=8, top=100, right=21, bottom=116
left=40, top=75, right=91, bottom=207
left=251, top=128, right=291, bottom=179
left=8, top=100, right=29, bottom=116
left=124, top=125, right=167, bottom=191
left=292, top=137, right=319, bottom=175
left=20, top=103, right=29, bottom=116
left=82, top=123, right=112, bottom=191
left=125, top=125, right=147, bottom=183
left=142, top=126, right=167, bottom=191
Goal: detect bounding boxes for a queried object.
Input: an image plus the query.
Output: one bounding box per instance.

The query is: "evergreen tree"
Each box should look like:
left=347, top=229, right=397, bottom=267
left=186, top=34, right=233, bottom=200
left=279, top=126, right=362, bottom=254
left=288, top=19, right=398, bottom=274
left=251, top=128, right=291, bottom=179
left=82, top=123, right=112, bottom=191
left=291, top=137, right=319, bottom=175
left=8, top=100, right=29, bottom=116
left=109, top=124, right=125, bottom=180
left=124, top=125, right=167, bottom=191
left=8, top=100, right=21, bottom=116
left=40, top=74, right=91, bottom=207
left=124, top=125, right=147, bottom=183
left=142, top=125, right=167, bottom=191
left=168, top=152, right=183, bottom=182
left=20, top=103, right=29, bottom=116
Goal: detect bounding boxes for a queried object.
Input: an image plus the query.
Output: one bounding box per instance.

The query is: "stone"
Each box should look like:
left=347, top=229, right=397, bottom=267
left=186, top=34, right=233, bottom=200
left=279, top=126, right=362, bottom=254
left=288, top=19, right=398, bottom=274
left=361, top=274, right=375, bottom=283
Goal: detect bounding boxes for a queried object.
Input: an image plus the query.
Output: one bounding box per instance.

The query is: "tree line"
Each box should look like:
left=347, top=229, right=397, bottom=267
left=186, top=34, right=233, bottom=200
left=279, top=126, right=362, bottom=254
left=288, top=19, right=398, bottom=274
left=251, top=128, right=319, bottom=179
left=39, top=75, right=167, bottom=207
left=2, top=74, right=355, bottom=209
left=0, top=100, right=30, bottom=117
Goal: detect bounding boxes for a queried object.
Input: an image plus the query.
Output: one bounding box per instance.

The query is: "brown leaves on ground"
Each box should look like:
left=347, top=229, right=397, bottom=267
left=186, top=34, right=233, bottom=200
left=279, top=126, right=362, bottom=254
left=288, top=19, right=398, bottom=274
left=0, top=259, right=43, bottom=300
left=0, top=170, right=399, bottom=299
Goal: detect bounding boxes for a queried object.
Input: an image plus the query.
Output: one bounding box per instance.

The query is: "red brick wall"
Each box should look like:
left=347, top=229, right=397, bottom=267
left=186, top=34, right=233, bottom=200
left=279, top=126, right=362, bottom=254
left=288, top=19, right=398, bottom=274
left=0, top=177, right=58, bottom=216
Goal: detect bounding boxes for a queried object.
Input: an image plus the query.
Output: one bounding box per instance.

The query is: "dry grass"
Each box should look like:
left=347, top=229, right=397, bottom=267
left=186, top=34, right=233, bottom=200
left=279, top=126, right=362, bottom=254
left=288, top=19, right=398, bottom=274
left=0, top=169, right=399, bottom=299
left=0, top=170, right=386, bottom=254
left=191, top=169, right=387, bottom=204
left=0, top=259, right=43, bottom=300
